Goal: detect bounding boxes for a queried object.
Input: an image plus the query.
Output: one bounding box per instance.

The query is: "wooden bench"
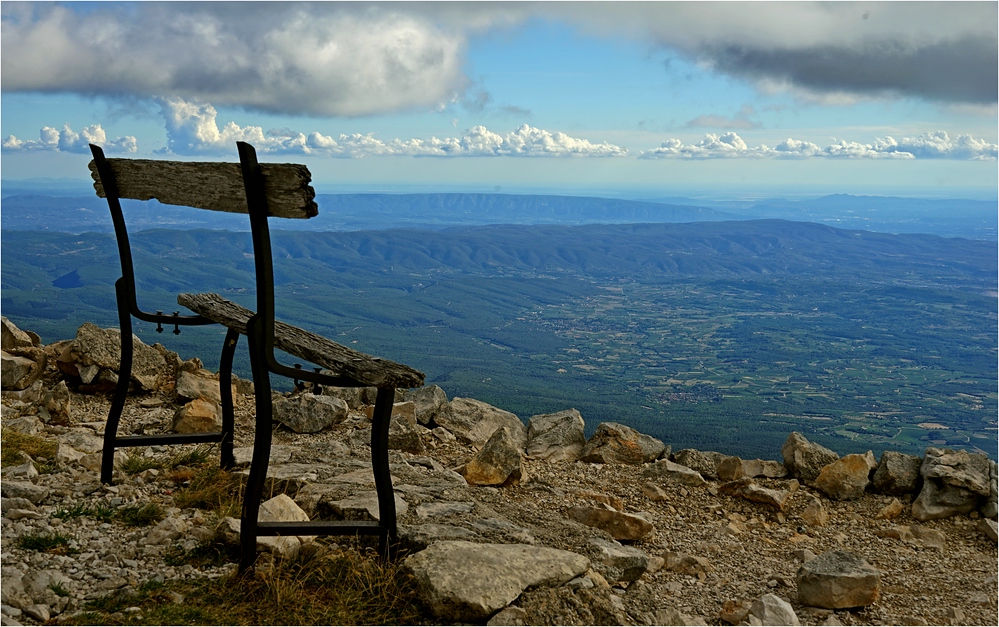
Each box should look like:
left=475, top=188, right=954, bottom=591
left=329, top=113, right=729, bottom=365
left=88, top=142, right=424, bottom=572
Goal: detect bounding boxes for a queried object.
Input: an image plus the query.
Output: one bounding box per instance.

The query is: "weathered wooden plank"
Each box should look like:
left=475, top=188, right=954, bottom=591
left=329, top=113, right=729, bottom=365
left=177, top=293, right=424, bottom=389
left=89, top=159, right=318, bottom=219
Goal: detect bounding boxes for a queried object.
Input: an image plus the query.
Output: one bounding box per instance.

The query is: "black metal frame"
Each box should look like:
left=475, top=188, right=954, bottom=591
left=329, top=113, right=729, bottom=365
left=236, top=142, right=398, bottom=572
left=89, top=144, right=237, bottom=485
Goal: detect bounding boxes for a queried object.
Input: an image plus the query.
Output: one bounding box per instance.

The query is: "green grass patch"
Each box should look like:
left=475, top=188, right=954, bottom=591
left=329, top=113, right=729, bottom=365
left=50, top=582, right=71, bottom=597
left=118, top=450, right=166, bottom=475
left=53, top=503, right=93, bottom=519
left=17, top=532, right=74, bottom=554
left=168, top=445, right=215, bottom=469
left=53, top=503, right=117, bottom=522
left=115, top=503, right=166, bottom=527
left=64, top=544, right=425, bottom=625
left=118, top=445, right=216, bottom=478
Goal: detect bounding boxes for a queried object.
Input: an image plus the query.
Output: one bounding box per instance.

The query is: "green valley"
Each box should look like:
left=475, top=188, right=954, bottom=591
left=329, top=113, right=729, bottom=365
left=2, top=220, right=995, bottom=460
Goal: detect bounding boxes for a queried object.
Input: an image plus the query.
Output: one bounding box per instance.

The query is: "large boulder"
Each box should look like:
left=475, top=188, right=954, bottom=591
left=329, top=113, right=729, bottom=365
left=912, top=448, right=991, bottom=521
left=642, top=460, right=707, bottom=487
left=781, top=432, right=839, bottom=484
left=716, top=456, right=787, bottom=481
left=1, top=350, right=42, bottom=391
left=404, top=541, right=589, bottom=621
left=983, top=460, right=998, bottom=519
left=526, top=409, right=586, bottom=463
left=462, top=426, right=523, bottom=486
left=1, top=317, right=36, bottom=350
left=175, top=370, right=233, bottom=405
left=580, top=422, right=665, bottom=465
left=813, top=452, right=876, bottom=500
left=796, top=549, right=881, bottom=609
left=387, top=404, right=426, bottom=455
left=871, top=451, right=922, bottom=496
left=718, top=478, right=792, bottom=510
left=273, top=393, right=347, bottom=434
left=320, top=385, right=377, bottom=410
left=405, top=385, right=452, bottom=426
left=438, top=397, right=526, bottom=451
left=173, top=397, right=222, bottom=433
left=67, top=322, right=167, bottom=392
left=672, top=449, right=726, bottom=480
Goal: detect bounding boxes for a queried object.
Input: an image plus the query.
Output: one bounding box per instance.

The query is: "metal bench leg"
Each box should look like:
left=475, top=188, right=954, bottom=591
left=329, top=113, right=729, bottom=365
left=101, top=279, right=133, bottom=485
left=239, top=316, right=272, bottom=573
left=218, top=328, right=240, bottom=470
left=371, top=386, right=398, bottom=560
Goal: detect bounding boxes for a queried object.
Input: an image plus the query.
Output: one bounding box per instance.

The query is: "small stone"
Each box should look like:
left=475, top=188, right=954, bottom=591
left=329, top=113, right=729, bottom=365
left=664, top=552, right=713, bottom=577
left=977, top=517, right=998, bottom=543
left=910, top=525, right=946, bottom=549
left=874, top=498, right=906, bottom=520
left=749, top=594, right=800, bottom=626
left=793, top=549, right=817, bottom=562
left=640, top=482, right=669, bottom=501
left=801, top=498, right=829, bottom=527
left=23, top=605, right=50, bottom=623
left=566, top=506, right=654, bottom=541
left=487, top=606, right=528, bottom=626
left=0, top=481, right=49, bottom=505
left=719, top=599, right=752, bottom=625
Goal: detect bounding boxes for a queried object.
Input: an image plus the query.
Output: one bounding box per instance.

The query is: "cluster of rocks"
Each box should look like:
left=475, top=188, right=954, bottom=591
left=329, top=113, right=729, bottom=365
left=2, top=318, right=997, bottom=626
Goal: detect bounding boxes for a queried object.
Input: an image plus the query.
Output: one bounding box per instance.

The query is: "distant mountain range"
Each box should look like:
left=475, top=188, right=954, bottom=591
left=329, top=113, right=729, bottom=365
left=1, top=190, right=994, bottom=239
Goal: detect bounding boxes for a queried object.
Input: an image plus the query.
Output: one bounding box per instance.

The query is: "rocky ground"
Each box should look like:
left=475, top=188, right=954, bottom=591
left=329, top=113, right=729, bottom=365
left=2, top=318, right=997, bottom=626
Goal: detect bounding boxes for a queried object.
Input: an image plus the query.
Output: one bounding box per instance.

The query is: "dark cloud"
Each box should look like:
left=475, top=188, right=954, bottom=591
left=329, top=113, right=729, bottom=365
left=702, top=35, right=998, bottom=104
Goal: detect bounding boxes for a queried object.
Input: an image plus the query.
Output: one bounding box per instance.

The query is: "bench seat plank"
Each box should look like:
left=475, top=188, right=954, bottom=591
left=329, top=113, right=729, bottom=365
left=178, top=292, right=424, bottom=389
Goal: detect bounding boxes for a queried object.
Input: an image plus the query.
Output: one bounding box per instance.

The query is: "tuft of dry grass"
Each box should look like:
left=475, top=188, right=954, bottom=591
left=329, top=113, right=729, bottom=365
left=64, top=543, right=426, bottom=626
left=1, top=429, right=57, bottom=467
left=172, top=466, right=243, bottom=519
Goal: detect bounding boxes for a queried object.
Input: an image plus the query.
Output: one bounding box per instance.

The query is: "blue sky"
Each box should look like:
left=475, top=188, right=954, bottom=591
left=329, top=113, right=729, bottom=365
left=2, top=2, right=997, bottom=198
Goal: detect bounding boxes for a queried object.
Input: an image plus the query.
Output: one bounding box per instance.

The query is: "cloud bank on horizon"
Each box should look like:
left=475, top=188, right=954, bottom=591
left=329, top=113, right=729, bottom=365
left=2, top=2, right=995, bottom=115
left=4, top=96, right=995, bottom=161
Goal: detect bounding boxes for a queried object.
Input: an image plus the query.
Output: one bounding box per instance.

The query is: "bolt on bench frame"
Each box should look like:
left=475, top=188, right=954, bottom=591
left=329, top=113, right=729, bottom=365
left=88, top=142, right=425, bottom=572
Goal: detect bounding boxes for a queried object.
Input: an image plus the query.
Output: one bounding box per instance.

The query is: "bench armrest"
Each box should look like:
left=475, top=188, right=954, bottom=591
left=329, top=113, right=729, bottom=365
left=178, top=292, right=424, bottom=389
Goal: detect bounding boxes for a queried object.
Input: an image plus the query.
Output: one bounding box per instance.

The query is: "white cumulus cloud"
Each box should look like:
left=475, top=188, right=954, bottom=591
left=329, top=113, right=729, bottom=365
left=640, top=131, right=997, bottom=160
left=157, top=97, right=627, bottom=158
left=2, top=124, right=137, bottom=153
left=1, top=3, right=467, bottom=117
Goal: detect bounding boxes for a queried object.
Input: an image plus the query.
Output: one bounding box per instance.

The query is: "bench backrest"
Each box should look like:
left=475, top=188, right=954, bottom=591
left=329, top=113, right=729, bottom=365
left=88, top=151, right=317, bottom=219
